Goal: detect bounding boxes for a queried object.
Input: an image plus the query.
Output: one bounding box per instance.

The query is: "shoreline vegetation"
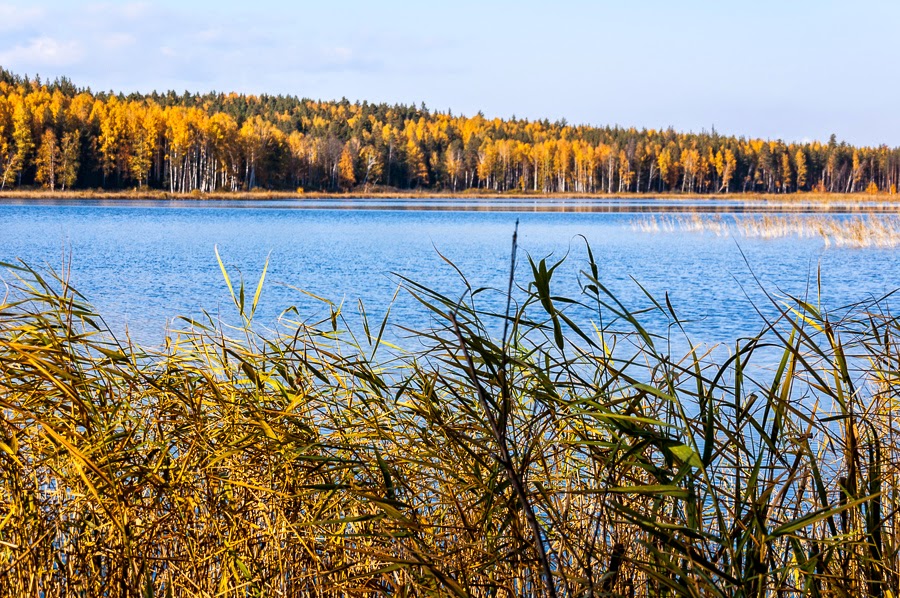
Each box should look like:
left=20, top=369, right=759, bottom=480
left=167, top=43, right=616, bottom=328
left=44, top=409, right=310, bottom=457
left=2, top=68, right=900, bottom=201
left=3, top=188, right=900, bottom=204
left=636, top=214, right=900, bottom=247
left=2, top=248, right=900, bottom=596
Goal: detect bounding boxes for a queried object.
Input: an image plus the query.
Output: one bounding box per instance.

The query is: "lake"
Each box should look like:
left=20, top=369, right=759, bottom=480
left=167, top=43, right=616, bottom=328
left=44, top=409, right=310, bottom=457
left=1, top=198, right=898, bottom=350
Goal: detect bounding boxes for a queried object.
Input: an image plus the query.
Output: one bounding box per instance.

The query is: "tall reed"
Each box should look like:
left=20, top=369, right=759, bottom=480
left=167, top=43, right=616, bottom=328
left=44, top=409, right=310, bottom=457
left=0, top=246, right=898, bottom=597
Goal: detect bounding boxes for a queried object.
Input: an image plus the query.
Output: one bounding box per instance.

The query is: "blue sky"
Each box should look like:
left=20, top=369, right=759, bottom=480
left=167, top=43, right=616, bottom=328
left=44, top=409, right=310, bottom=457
left=2, top=0, right=898, bottom=146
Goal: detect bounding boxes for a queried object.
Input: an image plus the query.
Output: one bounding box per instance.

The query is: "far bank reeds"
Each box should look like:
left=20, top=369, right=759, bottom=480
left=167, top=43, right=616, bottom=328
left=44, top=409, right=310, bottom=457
left=637, top=212, right=900, bottom=247
left=0, top=247, right=899, bottom=597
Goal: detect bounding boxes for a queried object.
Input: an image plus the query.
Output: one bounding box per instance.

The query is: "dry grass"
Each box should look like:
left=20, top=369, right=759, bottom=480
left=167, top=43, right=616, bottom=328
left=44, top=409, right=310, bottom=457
left=636, top=213, right=900, bottom=247
left=1, top=248, right=899, bottom=596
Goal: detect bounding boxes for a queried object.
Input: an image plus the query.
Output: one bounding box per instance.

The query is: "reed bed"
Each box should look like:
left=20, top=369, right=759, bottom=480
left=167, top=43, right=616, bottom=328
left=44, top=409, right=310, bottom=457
left=636, top=213, right=900, bottom=248
left=1, top=246, right=900, bottom=597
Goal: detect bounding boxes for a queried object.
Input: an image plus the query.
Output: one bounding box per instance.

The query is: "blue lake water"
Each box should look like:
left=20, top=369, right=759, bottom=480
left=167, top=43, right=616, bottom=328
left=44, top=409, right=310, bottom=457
left=1, top=198, right=898, bottom=351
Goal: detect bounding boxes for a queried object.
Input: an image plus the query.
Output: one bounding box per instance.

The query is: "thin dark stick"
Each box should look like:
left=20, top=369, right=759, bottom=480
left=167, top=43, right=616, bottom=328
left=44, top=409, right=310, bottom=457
left=501, top=219, right=519, bottom=352
left=499, top=220, right=519, bottom=436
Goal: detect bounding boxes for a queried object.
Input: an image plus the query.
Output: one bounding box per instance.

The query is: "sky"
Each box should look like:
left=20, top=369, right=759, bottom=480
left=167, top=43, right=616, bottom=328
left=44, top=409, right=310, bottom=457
left=1, top=0, right=898, bottom=146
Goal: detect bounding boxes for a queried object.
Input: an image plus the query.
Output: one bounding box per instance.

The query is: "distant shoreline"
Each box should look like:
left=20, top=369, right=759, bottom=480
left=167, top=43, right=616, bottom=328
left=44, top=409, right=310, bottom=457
left=2, top=189, right=899, bottom=203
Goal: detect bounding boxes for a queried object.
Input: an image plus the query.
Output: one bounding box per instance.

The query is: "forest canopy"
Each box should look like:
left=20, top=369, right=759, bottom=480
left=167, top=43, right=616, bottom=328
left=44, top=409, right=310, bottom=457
left=0, top=67, right=896, bottom=195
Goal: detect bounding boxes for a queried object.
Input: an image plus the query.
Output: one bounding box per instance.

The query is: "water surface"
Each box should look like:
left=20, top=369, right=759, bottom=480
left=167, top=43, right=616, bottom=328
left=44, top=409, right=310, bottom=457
left=1, top=198, right=897, bottom=349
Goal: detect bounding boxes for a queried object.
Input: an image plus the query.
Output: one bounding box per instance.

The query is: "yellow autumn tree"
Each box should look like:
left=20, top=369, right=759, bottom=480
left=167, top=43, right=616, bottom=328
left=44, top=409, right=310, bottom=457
left=239, top=115, right=275, bottom=190
left=127, top=103, right=154, bottom=188
left=657, top=148, right=671, bottom=192
left=35, top=129, right=60, bottom=190
left=94, top=96, right=127, bottom=185
left=406, top=138, right=427, bottom=188
left=617, top=150, right=633, bottom=192
left=338, top=144, right=356, bottom=190
left=780, top=152, right=792, bottom=192
left=209, top=112, right=241, bottom=191
left=58, top=130, right=80, bottom=191
left=0, top=97, right=15, bottom=190
left=719, top=149, right=736, bottom=193
left=11, top=98, right=33, bottom=186
left=443, top=145, right=461, bottom=191
left=795, top=149, right=807, bottom=190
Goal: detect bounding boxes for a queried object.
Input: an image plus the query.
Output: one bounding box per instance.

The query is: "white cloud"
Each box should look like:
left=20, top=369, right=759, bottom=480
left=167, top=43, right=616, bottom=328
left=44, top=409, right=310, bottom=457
left=0, top=37, right=85, bottom=68
left=0, top=3, right=45, bottom=32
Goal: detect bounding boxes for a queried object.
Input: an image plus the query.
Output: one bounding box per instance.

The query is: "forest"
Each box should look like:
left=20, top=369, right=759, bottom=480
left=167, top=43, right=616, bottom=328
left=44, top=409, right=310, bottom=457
left=0, top=67, right=897, bottom=195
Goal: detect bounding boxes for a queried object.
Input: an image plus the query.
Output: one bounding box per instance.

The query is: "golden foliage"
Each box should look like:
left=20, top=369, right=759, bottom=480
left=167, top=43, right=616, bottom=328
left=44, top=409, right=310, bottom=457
left=0, top=70, right=898, bottom=196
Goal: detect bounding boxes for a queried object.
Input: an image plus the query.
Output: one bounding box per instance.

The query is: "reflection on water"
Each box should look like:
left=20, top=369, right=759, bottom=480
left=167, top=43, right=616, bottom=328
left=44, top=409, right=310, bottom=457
left=0, top=197, right=898, bottom=349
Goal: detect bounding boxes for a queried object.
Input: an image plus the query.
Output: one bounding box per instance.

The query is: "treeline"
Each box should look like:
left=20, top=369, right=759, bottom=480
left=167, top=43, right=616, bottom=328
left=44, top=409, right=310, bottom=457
left=1, top=67, right=898, bottom=195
